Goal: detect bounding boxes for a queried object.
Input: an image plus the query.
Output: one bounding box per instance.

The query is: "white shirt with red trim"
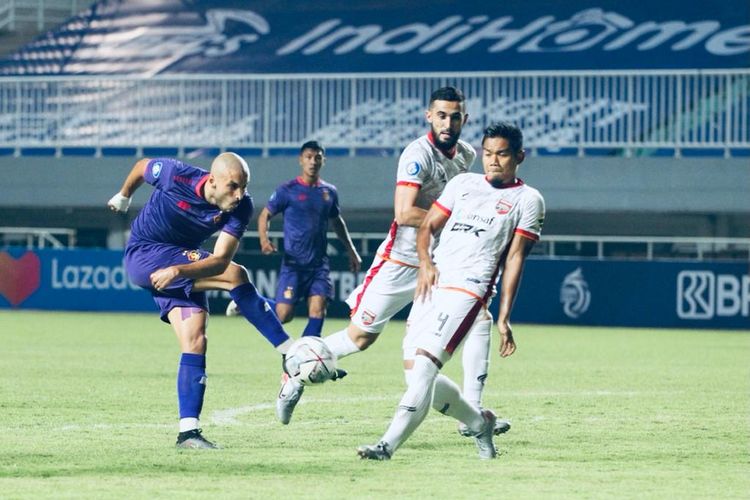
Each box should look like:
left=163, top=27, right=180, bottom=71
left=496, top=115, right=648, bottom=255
left=377, top=133, right=476, bottom=266
left=432, top=172, right=545, bottom=300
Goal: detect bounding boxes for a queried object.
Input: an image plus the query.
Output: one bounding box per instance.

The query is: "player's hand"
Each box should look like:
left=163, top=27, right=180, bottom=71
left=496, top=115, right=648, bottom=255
left=497, top=319, right=516, bottom=358
left=260, top=239, right=276, bottom=254
left=107, top=192, right=131, bottom=213
left=150, top=267, right=179, bottom=291
left=415, top=260, right=438, bottom=303
left=348, top=251, right=362, bottom=273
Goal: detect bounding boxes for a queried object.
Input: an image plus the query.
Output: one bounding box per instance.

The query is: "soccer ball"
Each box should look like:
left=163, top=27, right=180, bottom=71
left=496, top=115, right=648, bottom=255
left=283, top=337, right=337, bottom=385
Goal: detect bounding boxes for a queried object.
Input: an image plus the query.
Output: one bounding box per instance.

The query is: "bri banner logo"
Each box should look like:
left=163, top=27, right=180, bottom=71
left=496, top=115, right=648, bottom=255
left=0, top=251, right=41, bottom=307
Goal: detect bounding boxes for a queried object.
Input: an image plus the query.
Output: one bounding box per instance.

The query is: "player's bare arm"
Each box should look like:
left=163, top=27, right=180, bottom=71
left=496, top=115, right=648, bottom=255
left=497, top=233, right=536, bottom=358
left=331, top=215, right=362, bottom=272
left=107, top=158, right=150, bottom=213
left=150, top=232, right=241, bottom=291
left=394, top=183, right=428, bottom=227
left=414, top=204, right=449, bottom=302
left=257, top=207, right=277, bottom=254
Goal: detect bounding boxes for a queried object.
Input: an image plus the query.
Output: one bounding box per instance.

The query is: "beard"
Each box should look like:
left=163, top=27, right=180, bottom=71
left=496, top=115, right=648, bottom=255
left=431, top=124, right=459, bottom=151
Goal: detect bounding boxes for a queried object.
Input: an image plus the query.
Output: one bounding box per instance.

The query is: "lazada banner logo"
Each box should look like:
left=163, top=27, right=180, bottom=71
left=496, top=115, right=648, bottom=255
left=0, top=251, right=41, bottom=306
left=676, top=271, right=750, bottom=320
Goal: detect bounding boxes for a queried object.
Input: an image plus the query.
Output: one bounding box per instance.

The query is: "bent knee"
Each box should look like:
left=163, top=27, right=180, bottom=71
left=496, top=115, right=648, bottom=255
left=227, top=263, right=249, bottom=285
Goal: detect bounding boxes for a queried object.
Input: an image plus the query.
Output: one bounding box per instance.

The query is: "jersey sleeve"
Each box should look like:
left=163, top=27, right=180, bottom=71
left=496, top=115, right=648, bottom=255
left=515, top=190, right=546, bottom=241
left=433, top=175, right=461, bottom=216
left=396, top=147, right=430, bottom=189
left=265, top=185, right=287, bottom=216
left=222, top=195, right=254, bottom=239
left=143, top=158, right=179, bottom=190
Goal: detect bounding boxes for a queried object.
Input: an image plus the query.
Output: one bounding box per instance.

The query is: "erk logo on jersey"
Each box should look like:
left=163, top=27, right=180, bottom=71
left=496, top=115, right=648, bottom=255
left=450, top=222, right=486, bottom=237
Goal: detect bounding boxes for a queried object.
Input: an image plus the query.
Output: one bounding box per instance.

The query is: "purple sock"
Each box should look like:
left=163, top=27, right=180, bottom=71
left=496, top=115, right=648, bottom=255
left=302, top=317, right=324, bottom=337
left=229, top=283, right=290, bottom=347
left=177, top=353, right=206, bottom=419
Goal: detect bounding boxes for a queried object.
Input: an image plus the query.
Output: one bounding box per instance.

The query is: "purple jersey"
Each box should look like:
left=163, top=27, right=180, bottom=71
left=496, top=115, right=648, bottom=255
left=128, top=158, right=253, bottom=249
left=267, top=176, right=340, bottom=268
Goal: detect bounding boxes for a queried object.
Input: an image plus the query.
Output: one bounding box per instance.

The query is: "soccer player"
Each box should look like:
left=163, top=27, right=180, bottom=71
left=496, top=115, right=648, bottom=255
left=277, top=87, right=508, bottom=433
left=226, top=141, right=362, bottom=337
left=107, top=152, right=293, bottom=449
left=357, top=121, right=545, bottom=460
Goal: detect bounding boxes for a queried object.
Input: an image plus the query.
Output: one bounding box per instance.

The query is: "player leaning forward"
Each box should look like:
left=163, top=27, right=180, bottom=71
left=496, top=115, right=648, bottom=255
left=358, top=122, right=545, bottom=460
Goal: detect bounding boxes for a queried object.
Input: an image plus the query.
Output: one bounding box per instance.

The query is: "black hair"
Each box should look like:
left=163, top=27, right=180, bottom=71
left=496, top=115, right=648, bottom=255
left=300, top=140, right=325, bottom=154
left=482, top=122, right=523, bottom=153
left=429, top=86, right=465, bottom=106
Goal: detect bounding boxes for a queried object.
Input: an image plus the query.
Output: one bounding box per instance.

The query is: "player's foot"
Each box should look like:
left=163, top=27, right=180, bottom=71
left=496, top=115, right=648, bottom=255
left=357, top=441, right=392, bottom=461
left=225, top=300, right=240, bottom=316
left=276, top=373, right=304, bottom=425
left=458, top=417, right=510, bottom=437
left=175, top=428, right=219, bottom=449
left=472, top=409, right=498, bottom=459
left=331, top=368, right=348, bottom=381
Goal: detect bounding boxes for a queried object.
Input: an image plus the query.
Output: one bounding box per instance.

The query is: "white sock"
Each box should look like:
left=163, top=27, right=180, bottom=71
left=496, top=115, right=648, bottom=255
left=323, top=328, right=361, bottom=359
left=381, top=356, right=438, bottom=453
left=179, top=417, right=199, bottom=433
left=461, top=318, right=491, bottom=408
left=433, top=374, right=484, bottom=432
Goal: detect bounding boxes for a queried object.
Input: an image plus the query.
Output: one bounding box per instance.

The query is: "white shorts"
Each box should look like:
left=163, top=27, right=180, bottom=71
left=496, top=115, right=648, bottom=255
left=346, top=255, right=418, bottom=334
left=402, top=288, right=489, bottom=366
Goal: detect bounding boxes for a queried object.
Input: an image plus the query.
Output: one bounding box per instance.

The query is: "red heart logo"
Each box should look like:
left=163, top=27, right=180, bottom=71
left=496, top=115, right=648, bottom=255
left=0, top=251, right=41, bottom=307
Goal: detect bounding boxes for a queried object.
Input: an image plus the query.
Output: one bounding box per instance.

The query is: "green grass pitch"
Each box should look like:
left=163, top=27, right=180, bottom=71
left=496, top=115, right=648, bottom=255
left=1, top=310, right=748, bottom=499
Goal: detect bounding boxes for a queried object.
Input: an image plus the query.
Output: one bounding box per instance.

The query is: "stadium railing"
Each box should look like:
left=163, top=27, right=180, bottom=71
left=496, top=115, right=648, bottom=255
left=0, top=69, right=748, bottom=158
left=0, top=226, right=76, bottom=248
left=246, top=231, right=750, bottom=262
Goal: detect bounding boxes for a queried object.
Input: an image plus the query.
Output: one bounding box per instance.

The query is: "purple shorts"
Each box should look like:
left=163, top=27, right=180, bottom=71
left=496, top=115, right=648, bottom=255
left=125, top=242, right=211, bottom=323
left=275, top=264, right=333, bottom=305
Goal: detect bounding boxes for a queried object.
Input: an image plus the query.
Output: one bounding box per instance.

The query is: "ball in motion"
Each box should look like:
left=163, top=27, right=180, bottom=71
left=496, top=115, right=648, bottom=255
left=283, top=337, right=337, bottom=385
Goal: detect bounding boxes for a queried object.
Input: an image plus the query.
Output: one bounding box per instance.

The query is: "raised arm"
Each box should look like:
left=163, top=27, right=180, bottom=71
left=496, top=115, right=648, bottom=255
left=414, top=204, right=449, bottom=302
left=496, top=234, right=536, bottom=358
left=107, top=158, right=150, bottom=213
left=330, top=214, right=362, bottom=272
left=256, top=207, right=277, bottom=254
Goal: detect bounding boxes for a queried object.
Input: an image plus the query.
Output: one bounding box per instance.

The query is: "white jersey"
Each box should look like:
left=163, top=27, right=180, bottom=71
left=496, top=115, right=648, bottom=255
left=375, top=133, right=476, bottom=267
left=432, top=173, right=545, bottom=301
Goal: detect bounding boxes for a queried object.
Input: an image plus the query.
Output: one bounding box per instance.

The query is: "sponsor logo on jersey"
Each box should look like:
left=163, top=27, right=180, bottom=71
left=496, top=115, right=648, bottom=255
left=183, top=250, right=203, bottom=262
left=361, top=309, right=376, bottom=326
left=152, top=161, right=162, bottom=178
left=450, top=222, right=486, bottom=237
left=406, top=162, right=421, bottom=176
left=560, top=267, right=591, bottom=318
left=495, top=199, right=513, bottom=215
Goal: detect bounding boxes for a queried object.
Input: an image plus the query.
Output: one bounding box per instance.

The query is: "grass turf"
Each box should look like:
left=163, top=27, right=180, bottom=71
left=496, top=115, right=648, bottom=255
left=1, top=310, right=748, bottom=499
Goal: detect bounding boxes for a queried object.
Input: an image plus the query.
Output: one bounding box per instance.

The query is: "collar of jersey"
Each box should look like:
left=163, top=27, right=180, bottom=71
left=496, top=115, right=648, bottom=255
left=484, top=176, right=524, bottom=189
left=195, top=174, right=210, bottom=199
left=296, top=176, right=321, bottom=187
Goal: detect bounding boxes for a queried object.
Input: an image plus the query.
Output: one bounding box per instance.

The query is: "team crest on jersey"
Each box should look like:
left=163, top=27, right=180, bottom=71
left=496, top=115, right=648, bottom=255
left=361, top=309, right=376, bottom=326
left=495, top=199, right=513, bottom=215
left=152, top=161, right=162, bottom=179
left=322, top=189, right=330, bottom=201
left=406, top=162, right=421, bottom=176
left=283, top=287, right=294, bottom=300
left=212, top=214, right=222, bottom=224
left=183, top=250, right=202, bottom=262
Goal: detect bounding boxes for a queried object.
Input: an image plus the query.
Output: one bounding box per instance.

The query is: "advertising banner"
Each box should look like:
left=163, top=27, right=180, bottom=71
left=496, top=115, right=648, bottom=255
left=2, top=0, right=748, bottom=75
left=1, top=248, right=747, bottom=329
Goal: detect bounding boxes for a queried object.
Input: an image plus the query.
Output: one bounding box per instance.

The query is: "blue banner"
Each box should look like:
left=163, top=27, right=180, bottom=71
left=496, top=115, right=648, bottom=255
left=1, top=248, right=747, bottom=329
left=2, top=0, right=748, bottom=75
